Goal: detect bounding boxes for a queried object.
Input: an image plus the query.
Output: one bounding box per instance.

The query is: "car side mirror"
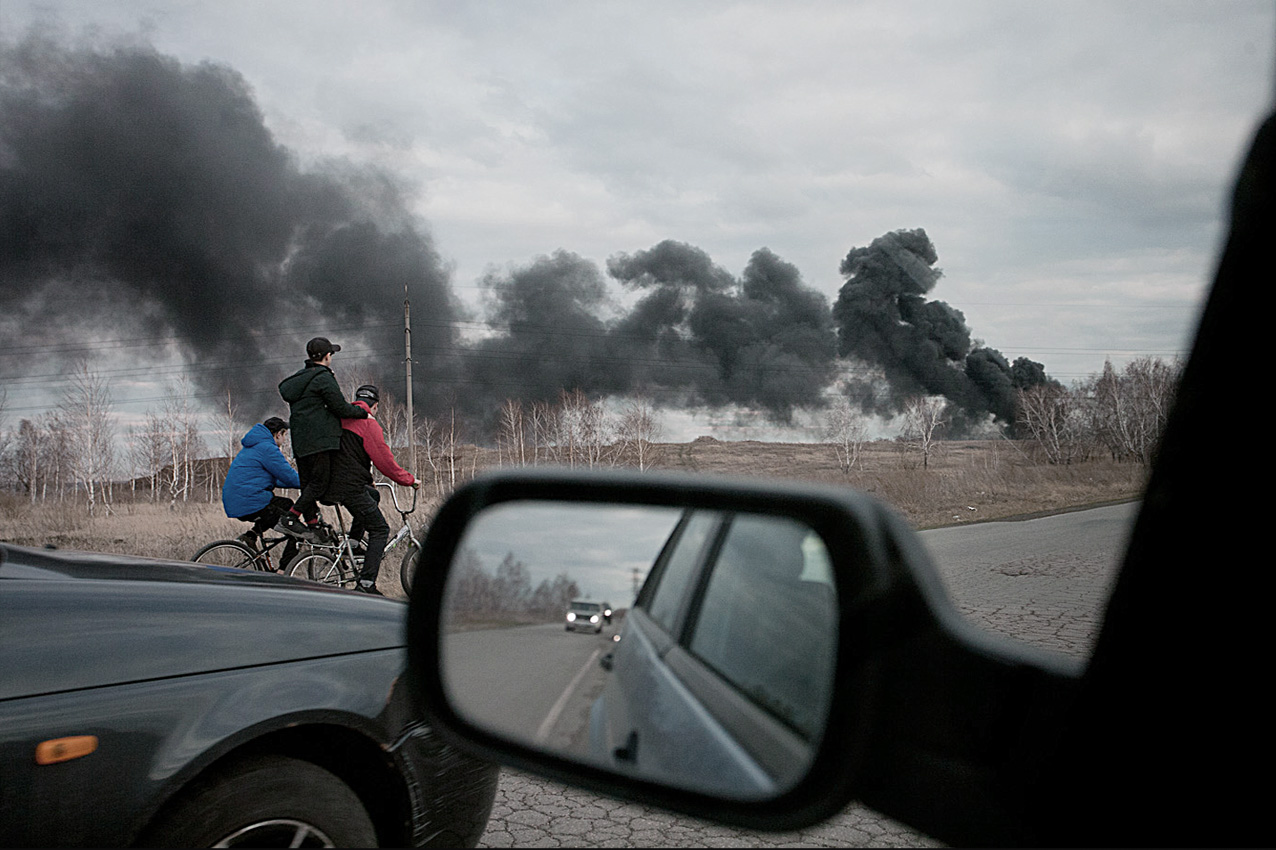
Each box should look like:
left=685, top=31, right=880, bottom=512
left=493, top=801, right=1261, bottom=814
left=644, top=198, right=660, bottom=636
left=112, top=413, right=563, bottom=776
left=406, top=468, right=1082, bottom=840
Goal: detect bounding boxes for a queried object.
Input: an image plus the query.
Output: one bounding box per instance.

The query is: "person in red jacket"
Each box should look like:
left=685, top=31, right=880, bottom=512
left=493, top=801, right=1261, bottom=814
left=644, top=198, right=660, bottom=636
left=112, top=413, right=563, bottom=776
left=325, top=384, right=419, bottom=594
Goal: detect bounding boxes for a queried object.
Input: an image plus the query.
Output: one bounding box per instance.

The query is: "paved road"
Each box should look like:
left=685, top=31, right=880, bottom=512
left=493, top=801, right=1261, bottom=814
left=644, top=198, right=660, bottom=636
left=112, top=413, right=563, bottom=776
left=475, top=502, right=1137, bottom=848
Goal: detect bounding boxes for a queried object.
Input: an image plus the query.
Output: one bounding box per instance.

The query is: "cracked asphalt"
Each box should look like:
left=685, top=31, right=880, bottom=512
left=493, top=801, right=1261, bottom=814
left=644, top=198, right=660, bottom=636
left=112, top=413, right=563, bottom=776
left=475, top=503, right=1134, bottom=848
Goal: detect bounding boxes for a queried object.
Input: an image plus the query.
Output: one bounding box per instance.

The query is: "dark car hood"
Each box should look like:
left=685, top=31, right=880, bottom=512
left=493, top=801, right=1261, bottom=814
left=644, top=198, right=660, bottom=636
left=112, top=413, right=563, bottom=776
left=0, top=544, right=407, bottom=701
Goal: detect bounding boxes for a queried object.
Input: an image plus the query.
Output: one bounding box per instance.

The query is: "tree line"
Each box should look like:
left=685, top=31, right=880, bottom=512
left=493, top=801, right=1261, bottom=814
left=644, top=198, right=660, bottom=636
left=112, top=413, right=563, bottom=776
left=0, top=356, right=1179, bottom=514
left=445, top=548, right=582, bottom=622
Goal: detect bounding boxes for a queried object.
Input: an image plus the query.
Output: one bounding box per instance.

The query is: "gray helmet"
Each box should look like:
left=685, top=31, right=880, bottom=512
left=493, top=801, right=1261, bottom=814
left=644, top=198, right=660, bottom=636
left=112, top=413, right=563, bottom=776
left=355, top=384, right=379, bottom=405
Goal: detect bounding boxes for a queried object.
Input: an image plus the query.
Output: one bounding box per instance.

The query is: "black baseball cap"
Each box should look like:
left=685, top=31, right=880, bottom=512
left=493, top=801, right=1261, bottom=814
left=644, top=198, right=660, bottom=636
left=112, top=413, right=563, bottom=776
left=306, top=337, right=341, bottom=359
left=355, top=384, right=379, bottom=405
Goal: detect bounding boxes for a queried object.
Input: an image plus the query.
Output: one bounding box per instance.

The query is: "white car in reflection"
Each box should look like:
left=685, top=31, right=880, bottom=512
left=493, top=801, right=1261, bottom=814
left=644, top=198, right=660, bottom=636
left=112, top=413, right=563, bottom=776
left=564, top=599, right=605, bottom=633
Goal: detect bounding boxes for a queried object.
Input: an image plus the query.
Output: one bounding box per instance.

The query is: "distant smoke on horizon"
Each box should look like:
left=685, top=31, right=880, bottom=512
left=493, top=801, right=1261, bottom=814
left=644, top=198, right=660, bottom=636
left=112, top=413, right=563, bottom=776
left=833, top=228, right=1049, bottom=431
left=1, top=33, right=1046, bottom=437
left=0, top=32, right=461, bottom=421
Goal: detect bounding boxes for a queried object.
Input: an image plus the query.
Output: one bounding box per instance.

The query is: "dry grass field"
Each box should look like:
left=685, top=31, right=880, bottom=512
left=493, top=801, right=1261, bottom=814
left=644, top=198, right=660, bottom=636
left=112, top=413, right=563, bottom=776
left=0, top=438, right=1146, bottom=564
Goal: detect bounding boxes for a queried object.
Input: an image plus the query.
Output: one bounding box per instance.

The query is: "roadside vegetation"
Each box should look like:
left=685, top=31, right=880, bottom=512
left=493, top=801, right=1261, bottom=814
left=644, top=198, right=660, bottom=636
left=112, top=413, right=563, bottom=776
left=0, top=355, right=1169, bottom=561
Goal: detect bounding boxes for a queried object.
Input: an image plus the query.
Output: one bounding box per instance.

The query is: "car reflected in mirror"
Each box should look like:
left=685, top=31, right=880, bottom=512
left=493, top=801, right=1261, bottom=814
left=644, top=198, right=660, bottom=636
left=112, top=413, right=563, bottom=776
left=437, top=500, right=838, bottom=799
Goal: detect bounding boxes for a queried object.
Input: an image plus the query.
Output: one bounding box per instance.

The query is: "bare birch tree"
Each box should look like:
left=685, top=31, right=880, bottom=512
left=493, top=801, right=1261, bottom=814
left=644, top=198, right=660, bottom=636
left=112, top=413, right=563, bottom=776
left=1089, top=357, right=1181, bottom=465
left=529, top=400, right=559, bottom=466
left=1016, top=383, right=1091, bottom=465
left=824, top=396, right=868, bottom=475
left=615, top=396, right=663, bottom=471
left=496, top=399, right=529, bottom=467
left=161, top=378, right=205, bottom=508
left=11, top=417, right=50, bottom=502
left=900, top=395, right=948, bottom=469
left=58, top=362, right=117, bottom=516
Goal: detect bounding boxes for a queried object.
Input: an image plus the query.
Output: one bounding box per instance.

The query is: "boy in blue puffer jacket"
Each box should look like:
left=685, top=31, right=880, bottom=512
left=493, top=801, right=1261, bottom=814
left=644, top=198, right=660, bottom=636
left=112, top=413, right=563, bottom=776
left=222, top=417, right=302, bottom=569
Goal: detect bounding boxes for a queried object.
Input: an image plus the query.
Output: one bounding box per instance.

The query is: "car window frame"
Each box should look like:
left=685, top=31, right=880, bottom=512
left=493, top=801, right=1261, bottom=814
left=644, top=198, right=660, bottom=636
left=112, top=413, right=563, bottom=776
left=628, top=510, right=825, bottom=781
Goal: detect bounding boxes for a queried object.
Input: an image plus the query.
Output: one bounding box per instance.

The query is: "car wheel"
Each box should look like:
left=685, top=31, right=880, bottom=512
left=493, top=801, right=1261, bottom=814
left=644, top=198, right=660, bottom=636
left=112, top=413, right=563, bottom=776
left=286, top=551, right=345, bottom=587
left=138, top=755, right=376, bottom=848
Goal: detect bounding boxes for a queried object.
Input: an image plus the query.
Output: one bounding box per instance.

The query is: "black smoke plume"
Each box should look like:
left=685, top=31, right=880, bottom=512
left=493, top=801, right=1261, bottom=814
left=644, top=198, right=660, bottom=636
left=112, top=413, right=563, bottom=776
left=833, top=228, right=1048, bottom=430
left=2, top=33, right=1040, bottom=439
left=0, top=32, right=460, bottom=419
left=462, top=241, right=837, bottom=422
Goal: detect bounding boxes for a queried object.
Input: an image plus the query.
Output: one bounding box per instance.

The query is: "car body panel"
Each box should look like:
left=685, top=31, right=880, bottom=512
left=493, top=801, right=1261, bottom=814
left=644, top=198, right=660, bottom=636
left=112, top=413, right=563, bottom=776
left=0, top=543, right=499, bottom=848
left=0, top=550, right=402, bottom=699
left=590, top=607, right=776, bottom=798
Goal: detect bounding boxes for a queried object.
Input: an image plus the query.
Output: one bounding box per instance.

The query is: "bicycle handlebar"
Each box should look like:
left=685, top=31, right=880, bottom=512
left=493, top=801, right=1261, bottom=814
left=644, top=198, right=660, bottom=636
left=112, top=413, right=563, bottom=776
left=375, top=480, right=418, bottom=514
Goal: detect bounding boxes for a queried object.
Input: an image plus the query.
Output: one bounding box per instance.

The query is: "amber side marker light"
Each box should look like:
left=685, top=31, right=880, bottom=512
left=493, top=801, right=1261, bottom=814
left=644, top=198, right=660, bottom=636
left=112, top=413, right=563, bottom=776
left=35, top=736, right=98, bottom=765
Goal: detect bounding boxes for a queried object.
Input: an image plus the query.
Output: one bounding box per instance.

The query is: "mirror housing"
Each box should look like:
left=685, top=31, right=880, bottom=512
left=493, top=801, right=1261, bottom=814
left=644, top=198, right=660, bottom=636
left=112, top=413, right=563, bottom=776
left=406, top=468, right=1082, bottom=839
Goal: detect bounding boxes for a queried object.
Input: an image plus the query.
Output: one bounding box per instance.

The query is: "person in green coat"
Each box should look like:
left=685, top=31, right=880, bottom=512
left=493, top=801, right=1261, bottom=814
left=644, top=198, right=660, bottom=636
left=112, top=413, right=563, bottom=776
left=277, top=337, right=368, bottom=539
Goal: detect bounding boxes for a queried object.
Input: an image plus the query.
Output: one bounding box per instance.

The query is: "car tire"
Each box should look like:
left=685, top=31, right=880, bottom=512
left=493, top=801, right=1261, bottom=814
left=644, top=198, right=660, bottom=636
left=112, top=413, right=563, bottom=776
left=138, top=755, right=376, bottom=848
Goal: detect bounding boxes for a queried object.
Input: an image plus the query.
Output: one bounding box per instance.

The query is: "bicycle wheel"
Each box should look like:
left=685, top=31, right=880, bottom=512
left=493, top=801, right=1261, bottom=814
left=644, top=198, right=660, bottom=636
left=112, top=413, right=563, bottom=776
left=286, top=550, right=350, bottom=587
left=399, top=541, right=421, bottom=596
left=192, top=540, right=259, bottom=570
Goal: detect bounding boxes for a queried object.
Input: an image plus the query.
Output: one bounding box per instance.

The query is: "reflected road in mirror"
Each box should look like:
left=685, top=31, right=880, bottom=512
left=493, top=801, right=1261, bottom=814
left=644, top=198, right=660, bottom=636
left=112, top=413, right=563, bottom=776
left=440, top=501, right=837, bottom=801
left=442, top=503, right=680, bottom=755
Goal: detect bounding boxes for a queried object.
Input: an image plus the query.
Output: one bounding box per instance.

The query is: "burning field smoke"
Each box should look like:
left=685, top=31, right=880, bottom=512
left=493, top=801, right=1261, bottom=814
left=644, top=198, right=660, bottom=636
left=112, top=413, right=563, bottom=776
left=833, top=228, right=1049, bottom=430
left=461, top=241, right=838, bottom=423
left=0, top=33, right=460, bottom=419
left=2, top=32, right=1045, bottom=437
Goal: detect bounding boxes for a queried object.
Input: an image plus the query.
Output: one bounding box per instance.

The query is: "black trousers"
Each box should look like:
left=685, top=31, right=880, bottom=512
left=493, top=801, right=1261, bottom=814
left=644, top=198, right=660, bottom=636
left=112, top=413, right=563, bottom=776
left=334, top=485, right=389, bottom=583
left=235, top=495, right=299, bottom=567
left=294, top=451, right=335, bottom=522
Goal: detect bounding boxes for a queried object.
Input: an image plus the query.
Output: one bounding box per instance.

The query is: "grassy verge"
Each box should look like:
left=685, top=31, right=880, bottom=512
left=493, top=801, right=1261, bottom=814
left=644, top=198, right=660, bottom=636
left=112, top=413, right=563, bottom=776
left=0, top=439, right=1148, bottom=561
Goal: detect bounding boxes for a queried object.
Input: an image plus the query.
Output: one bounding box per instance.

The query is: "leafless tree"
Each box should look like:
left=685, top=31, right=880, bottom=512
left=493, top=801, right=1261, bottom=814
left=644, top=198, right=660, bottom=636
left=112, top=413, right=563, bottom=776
left=824, top=395, right=868, bottom=475
left=615, top=396, right=664, bottom=471
left=376, top=389, right=408, bottom=454
left=59, top=361, right=117, bottom=516
left=496, top=399, right=529, bottom=467
left=0, top=388, right=10, bottom=476
left=161, top=378, right=206, bottom=508
left=900, top=395, right=948, bottom=469
left=1089, top=357, right=1181, bottom=465
left=418, top=408, right=466, bottom=500
left=529, top=400, right=559, bottom=466
left=11, top=417, right=50, bottom=502
left=1016, top=383, right=1091, bottom=465
left=556, top=389, right=614, bottom=468
left=129, top=412, right=170, bottom=502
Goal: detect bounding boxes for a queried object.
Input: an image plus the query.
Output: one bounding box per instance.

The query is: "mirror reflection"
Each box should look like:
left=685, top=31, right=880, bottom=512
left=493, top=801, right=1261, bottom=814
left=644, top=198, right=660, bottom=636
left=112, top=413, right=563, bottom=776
left=440, top=501, right=838, bottom=800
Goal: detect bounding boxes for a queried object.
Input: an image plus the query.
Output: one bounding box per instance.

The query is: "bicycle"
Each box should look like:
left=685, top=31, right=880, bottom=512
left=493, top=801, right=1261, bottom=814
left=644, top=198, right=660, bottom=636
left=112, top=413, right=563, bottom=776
left=285, top=482, right=420, bottom=594
left=191, top=528, right=295, bottom=573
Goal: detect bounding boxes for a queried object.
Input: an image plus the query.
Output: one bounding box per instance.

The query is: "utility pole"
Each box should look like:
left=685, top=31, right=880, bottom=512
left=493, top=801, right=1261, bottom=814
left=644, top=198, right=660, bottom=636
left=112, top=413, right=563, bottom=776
left=404, top=283, right=416, bottom=474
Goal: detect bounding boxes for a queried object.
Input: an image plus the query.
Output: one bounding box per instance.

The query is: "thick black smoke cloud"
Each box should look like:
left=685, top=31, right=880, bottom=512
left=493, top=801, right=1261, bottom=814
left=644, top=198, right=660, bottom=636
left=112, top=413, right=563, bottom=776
left=0, top=33, right=460, bottom=419
left=462, top=241, right=838, bottom=422
left=833, top=228, right=1048, bottom=430
left=2, top=34, right=1043, bottom=438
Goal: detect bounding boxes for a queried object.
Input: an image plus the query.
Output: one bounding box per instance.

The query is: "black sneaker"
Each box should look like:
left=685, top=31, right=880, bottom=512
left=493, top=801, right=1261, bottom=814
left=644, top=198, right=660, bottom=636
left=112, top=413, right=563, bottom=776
left=276, top=513, right=310, bottom=538
left=356, top=579, right=383, bottom=596
left=301, top=523, right=328, bottom=544
left=236, top=531, right=259, bottom=549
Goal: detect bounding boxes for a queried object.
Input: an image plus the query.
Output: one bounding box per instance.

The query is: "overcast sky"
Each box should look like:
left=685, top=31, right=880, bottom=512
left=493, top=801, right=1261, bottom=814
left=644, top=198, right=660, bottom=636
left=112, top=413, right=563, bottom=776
left=2, top=1, right=1274, bottom=438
